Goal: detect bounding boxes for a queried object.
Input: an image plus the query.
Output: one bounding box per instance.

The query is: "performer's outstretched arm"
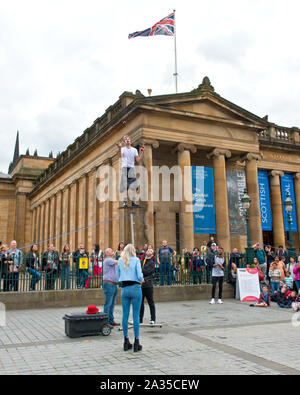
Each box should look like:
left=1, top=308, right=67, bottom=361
left=135, top=146, right=145, bottom=163
left=116, top=142, right=122, bottom=158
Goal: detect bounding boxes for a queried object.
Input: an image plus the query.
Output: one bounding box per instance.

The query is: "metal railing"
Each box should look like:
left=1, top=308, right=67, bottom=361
left=0, top=252, right=247, bottom=293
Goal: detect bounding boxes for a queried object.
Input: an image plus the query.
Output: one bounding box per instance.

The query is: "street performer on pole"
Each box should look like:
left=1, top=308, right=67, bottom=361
left=116, top=135, right=145, bottom=208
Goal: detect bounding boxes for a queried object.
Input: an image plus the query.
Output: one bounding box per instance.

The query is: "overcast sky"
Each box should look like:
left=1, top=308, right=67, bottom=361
left=1, top=0, right=300, bottom=173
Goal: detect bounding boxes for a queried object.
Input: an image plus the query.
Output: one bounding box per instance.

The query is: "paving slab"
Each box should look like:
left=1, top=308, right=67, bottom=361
left=0, top=300, right=298, bottom=375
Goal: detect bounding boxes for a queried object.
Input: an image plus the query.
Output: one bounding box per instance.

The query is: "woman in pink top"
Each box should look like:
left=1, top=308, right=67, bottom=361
left=293, top=256, right=300, bottom=292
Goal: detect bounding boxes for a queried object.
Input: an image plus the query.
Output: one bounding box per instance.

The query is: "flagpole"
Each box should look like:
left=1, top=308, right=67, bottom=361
left=173, top=9, right=178, bottom=93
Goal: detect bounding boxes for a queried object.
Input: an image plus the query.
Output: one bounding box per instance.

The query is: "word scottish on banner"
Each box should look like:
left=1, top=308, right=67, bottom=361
left=236, top=268, right=260, bottom=302
left=226, top=170, right=246, bottom=235
left=281, top=173, right=297, bottom=232
left=192, top=166, right=216, bottom=234
left=258, top=171, right=272, bottom=231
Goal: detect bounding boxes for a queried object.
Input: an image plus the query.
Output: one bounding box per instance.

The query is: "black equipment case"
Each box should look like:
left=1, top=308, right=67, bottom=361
left=63, top=312, right=111, bottom=338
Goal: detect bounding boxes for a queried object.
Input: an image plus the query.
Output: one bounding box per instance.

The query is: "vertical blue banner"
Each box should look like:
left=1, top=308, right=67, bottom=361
left=281, top=173, right=297, bottom=232
left=258, top=171, right=272, bottom=231
left=226, top=170, right=247, bottom=235
left=192, top=166, right=216, bottom=234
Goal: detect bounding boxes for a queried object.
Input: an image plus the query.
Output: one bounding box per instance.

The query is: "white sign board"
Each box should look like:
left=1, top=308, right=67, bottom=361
left=236, top=268, right=260, bottom=302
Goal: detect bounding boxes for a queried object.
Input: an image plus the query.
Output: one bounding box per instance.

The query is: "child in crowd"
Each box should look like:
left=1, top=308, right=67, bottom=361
left=276, top=284, right=288, bottom=307
left=253, top=285, right=270, bottom=307
left=277, top=285, right=297, bottom=308
left=289, top=290, right=298, bottom=307
left=285, top=271, right=293, bottom=290
left=292, top=289, right=300, bottom=312
left=269, top=261, right=282, bottom=296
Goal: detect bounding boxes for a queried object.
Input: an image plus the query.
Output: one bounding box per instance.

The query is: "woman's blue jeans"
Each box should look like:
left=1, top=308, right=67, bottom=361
left=270, top=281, right=280, bottom=295
left=28, top=268, right=41, bottom=290
left=61, top=266, right=70, bottom=290
left=121, top=284, right=142, bottom=339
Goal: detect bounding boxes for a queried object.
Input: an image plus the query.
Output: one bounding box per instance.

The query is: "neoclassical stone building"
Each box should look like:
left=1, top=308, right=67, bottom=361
left=2, top=77, right=300, bottom=253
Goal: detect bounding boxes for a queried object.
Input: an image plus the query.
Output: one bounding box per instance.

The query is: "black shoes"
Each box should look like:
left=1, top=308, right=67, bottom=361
left=122, top=201, right=140, bottom=208
left=123, top=337, right=132, bottom=351
left=124, top=338, right=142, bottom=352
left=134, top=338, right=142, bottom=352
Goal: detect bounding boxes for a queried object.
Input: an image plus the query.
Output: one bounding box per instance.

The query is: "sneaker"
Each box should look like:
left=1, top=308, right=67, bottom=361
left=131, top=201, right=140, bottom=208
left=123, top=201, right=128, bottom=208
left=209, top=298, right=215, bottom=304
left=149, top=320, right=155, bottom=325
left=217, top=299, right=223, bottom=304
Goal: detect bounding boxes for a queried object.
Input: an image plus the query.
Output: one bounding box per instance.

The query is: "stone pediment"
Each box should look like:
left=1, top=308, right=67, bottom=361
left=141, top=77, right=267, bottom=129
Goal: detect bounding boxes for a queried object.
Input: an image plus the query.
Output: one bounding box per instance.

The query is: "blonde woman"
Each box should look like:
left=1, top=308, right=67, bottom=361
left=118, top=244, right=143, bottom=352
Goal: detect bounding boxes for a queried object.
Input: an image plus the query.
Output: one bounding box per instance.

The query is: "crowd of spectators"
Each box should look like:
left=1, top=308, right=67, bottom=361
left=1, top=236, right=300, bottom=312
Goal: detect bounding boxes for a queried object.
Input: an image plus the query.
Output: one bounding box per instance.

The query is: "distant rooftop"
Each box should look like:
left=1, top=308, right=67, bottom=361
left=0, top=172, right=12, bottom=179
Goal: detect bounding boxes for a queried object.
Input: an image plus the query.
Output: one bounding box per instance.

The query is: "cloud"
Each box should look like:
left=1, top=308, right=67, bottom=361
left=1, top=0, right=300, bottom=173
left=197, top=31, right=253, bottom=66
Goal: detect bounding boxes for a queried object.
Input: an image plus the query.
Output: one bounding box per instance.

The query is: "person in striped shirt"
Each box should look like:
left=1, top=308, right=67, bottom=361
left=284, top=271, right=293, bottom=290
left=269, top=261, right=282, bottom=296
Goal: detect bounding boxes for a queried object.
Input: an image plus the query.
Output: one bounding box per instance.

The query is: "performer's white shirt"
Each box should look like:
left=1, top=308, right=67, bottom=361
left=121, top=146, right=138, bottom=168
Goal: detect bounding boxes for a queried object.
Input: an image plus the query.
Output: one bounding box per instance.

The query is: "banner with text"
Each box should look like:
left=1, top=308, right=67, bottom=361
left=236, top=268, right=260, bottom=302
left=258, top=171, right=273, bottom=231
left=192, top=166, right=216, bottom=234
left=281, top=173, right=297, bottom=232
left=226, top=170, right=246, bottom=235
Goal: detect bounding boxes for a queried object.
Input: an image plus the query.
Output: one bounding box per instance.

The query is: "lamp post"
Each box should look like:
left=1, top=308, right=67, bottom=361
left=241, top=189, right=255, bottom=266
left=284, top=192, right=296, bottom=259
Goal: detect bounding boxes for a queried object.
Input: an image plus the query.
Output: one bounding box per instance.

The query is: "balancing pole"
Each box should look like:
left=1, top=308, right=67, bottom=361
left=130, top=211, right=135, bottom=246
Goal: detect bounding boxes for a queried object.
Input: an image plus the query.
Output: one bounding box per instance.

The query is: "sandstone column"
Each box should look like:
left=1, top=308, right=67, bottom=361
left=36, top=205, right=41, bottom=245
left=55, top=190, right=63, bottom=252
left=44, top=198, right=50, bottom=247
left=142, top=140, right=159, bottom=245
left=32, top=208, right=37, bottom=244
left=15, top=192, right=27, bottom=248
left=244, top=153, right=263, bottom=246
left=295, top=173, right=300, bottom=248
left=49, top=195, right=56, bottom=245
left=88, top=168, right=98, bottom=251
left=178, top=144, right=196, bottom=251
left=104, top=158, right=113, bottom=249
left=77, top=175, right=88, bottom=247
left=39, top=202, right=45, bottom=252
left=61, top=185, right=71, bottom=248
left=207, top=148, right=231, bottom=253
left=270, top=170, right=285, bottom=248
left=83, top=174, right=89, bottom=248
left=69, top=181, right=78, bottom=249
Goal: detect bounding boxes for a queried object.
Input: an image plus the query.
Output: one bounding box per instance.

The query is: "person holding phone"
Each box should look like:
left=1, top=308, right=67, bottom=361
left=209, top=247, right=225, bottom=305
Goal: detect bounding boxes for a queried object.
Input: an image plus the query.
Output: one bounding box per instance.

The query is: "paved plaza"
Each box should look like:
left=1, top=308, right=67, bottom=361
left=0, top=299, right=299, bottom=375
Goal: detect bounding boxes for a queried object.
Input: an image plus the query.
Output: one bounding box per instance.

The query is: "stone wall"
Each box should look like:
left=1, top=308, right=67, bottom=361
left=0, top=284, right=234, bottom=311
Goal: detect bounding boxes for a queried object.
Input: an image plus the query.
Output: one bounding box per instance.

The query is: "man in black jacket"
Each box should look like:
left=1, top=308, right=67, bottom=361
left=206, top=243, right=218, bottom=283
left=140, top=248, right=156, bottom=324
left=42, top=244, right=59, bottom=290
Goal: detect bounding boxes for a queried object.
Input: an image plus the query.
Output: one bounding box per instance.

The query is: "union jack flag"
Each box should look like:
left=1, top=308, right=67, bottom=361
left=128, top=12, right=175, bottom=39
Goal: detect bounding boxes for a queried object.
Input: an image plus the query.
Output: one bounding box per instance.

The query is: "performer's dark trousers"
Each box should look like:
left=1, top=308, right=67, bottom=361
left=211, top=276, right=224, bottom=299
left=140, top=287, right=156, bottom=323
